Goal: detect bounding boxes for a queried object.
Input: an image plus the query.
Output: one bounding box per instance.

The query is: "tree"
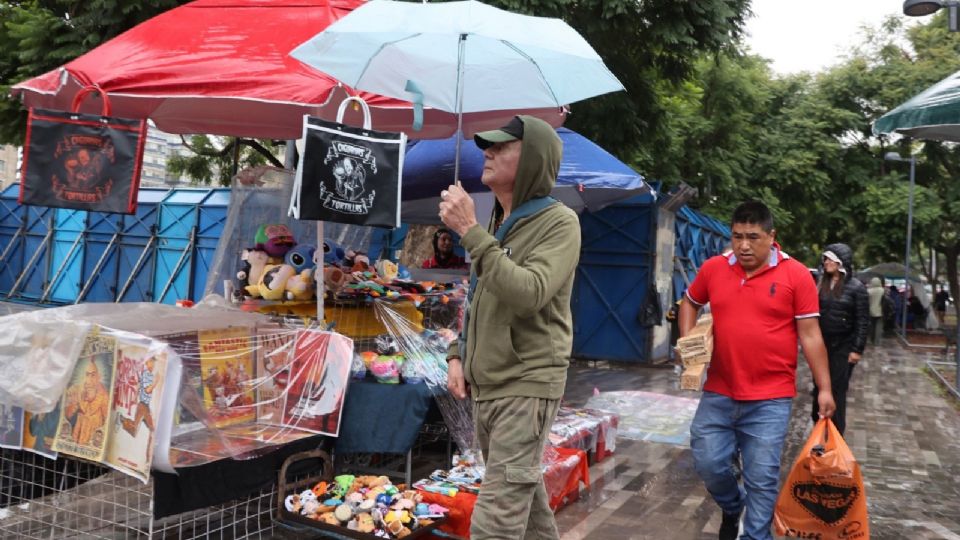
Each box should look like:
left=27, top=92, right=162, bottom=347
left=492, top=0, right=751, bottom=159
left=166, top=136, right=284, bottom=187
left=0, top=0, right=187, bottom=144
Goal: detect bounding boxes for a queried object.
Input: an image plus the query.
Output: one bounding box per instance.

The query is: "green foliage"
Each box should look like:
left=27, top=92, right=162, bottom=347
left=166, top=136, right=281, bottom=187
left=0, top=0, right=186, bottom=144
left=489, top=0, right=752, bottom=158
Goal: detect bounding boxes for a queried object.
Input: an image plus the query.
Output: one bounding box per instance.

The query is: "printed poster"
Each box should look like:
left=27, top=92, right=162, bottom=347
left=282, top=330, right=350, bottom=436
left=0, top=404, right=23, bottom=449
left=156, top=330, right=201, bottom=426
left=53, top=334, right=118, bottom=462
left=22, top=406, right=60, bottom=459
left=105, top=342, right=168, bottom=483
left=198, top=327, right=256, bottom=428
left=255, top=327, right=295, bottom=425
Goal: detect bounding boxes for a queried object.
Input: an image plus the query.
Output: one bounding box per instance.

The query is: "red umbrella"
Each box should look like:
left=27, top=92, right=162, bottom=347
left=10, top=0, right=566, bottom=139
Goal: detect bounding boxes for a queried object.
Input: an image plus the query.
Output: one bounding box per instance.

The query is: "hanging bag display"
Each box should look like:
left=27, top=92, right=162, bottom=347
left=19, top=87, right=147, bottom=214
left=289, top=97, right=406, bottom=228
left=774, top=418, right=869, bottom=539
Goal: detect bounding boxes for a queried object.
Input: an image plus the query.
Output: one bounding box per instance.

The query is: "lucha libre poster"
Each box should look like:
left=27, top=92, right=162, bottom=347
left=290, top=115, right=405, bottom=228
left=19, top=108, right=146, bottom=214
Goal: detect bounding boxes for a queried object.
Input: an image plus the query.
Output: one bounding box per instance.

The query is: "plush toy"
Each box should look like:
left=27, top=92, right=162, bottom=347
left=360, top=351, right=379, bottom=370
left=375, top=334, right=400, bottom=355
left=254, top=224, right=295, bottom=258
left=239, top=248, right=271, bottom=298
left=323, top=239, right=345, bottom=265
left=285, top=244, right=316, bottom=274
left=284, top=494, right=302, bottom=513
left=344, top=249, right=370, bottom=271
left=285, top=269, right=315, bottom=301
left=257, top=264, right=296, bottom=301
left=370, top=356, right=401, bottom=384
left=334, top=503, right=354, bottom=523
left=374, top=259, right=399, bottom=281
left=356, top=512, right=375, bottom=533
left=323, top=266, right=349, bottom=294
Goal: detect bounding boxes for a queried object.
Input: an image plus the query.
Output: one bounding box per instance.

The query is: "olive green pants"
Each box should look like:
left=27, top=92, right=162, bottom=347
left=471, top=396, right=561, bottom=540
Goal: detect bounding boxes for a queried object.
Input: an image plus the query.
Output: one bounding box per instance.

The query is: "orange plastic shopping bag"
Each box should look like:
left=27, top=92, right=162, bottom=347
left=773, top=418, right=869, bottom=539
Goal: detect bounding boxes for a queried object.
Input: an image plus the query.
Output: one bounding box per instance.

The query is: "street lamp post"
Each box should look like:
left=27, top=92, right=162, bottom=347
left=904, top=0, right=960, bottom=31
left=884, top=152, right=916, bottom=335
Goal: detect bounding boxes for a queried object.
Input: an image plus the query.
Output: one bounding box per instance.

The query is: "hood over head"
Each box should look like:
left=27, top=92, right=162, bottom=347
left=475, top=115, right=562, bottom=221
left=823, top=242, right=854, bottom=280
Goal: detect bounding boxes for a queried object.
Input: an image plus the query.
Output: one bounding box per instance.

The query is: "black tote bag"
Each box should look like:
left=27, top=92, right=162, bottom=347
left=289, top=97, right=406, bottom=228
left=19, top=104, right=146, bottom=214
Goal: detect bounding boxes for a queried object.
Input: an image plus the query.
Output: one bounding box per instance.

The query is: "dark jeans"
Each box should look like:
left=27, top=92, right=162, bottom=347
left=870, top=317, right=882, bottom=345
left=811, top=337, right=857, bottom=435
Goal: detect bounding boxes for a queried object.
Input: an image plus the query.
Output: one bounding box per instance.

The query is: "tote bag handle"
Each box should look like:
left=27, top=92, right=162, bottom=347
left=71, top=86, right=112, bottom=116
left=336, top=96, right=372, bottom=130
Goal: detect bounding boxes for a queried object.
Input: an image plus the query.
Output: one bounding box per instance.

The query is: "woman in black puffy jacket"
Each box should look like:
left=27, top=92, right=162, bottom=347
left=811, top=243, right=869, bottom=435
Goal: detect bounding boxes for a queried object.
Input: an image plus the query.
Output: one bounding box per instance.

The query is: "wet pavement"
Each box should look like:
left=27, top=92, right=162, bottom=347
left=555, top=338, right=960, bottom=539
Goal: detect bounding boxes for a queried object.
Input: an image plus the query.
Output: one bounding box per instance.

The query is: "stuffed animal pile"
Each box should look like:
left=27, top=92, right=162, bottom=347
left=232, top=225, right=466, bottom=308
left=284, top=474, right=448, bottom=538
left=352, top=329, right=457, bottom=385
left=234, top=224, right=318, bottom=302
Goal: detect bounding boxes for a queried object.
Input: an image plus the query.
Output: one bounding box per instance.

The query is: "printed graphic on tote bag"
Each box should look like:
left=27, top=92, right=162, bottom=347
left=19, top=108, right=146, bottom=214
left=290, top=99, right=405, bottom=228
left=320, top=142, right=379, bottom=216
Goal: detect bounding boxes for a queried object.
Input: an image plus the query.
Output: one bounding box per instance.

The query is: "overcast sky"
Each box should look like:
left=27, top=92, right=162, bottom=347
left=744, top=0, right=908, bottom=75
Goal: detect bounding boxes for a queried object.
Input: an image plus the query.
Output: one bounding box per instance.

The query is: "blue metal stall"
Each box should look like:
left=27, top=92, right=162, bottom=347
left=0, top=185, right=221, bottom=306
left=571, top=192, right=658, bottom=362
left=570, top=196, right=729, bottom=363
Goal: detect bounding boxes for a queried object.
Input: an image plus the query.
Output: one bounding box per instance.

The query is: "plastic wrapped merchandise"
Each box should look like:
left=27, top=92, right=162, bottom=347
left=350, top=353, right=367, bottom=380
left=161, top=324, right=354, bottom=469
left=0, top=307, right=93, bottom=412
left=0, top=302, right=360, bottom=479
left=541, top=445, right=589, bottom=510
left=361, top=291, right=474, bottom=453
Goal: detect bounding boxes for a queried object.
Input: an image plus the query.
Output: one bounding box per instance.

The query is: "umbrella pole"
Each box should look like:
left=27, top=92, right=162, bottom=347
left=453, top=33, right=467, bottom=187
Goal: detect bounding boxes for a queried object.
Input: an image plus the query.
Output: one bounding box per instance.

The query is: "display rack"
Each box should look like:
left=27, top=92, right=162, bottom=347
left=0, top=449, right=280, bottom=539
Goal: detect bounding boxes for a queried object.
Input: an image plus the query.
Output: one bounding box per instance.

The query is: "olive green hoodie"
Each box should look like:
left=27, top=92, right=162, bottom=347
left=450, top=116, right=581, bottom=401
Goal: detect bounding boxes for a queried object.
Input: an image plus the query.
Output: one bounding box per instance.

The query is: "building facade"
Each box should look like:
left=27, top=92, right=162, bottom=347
left=0, top=145, right=20, bottom=190
left=140, top=128, right=191, bottom=187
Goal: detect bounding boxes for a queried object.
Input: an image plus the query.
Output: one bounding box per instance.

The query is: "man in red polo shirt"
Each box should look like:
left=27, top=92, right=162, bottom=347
left=679, top=200, right=835, bottom=540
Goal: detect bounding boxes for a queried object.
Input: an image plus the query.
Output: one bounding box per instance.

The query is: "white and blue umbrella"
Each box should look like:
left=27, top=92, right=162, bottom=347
left=291, top=0, right=624, bottom=180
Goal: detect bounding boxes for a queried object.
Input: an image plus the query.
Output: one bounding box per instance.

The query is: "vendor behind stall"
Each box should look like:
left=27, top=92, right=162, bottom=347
left=421, top=228, right=468, bottom=270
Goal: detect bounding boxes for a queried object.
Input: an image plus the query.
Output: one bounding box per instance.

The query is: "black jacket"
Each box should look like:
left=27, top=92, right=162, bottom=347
left=818, top=243, right=870, bottom=354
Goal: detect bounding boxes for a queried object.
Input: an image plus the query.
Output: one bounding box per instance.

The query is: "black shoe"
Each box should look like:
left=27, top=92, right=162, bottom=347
left=719, top=508, right=742, bottom=540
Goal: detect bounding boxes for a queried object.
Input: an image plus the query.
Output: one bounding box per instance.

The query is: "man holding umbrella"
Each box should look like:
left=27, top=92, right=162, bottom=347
left=440, top=115, right=580, bottom=540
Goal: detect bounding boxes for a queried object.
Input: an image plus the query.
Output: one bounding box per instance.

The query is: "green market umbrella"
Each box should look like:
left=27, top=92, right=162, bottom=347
left=874, top=69, right=960, bottom=140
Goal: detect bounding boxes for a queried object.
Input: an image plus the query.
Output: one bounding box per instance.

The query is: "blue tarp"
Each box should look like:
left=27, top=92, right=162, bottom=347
left=400, top=128, right=650, bottom=222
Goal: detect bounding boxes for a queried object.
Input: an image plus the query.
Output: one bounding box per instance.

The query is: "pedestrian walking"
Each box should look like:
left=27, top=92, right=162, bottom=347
left=812, top=244, right=869, bottom=436
left=867, top=277, right=885, bottom=345
left=441, top=115, right=580, bottom=540
left=935, top=285, right=950, bottom=324
left=679, top=200, right=835, bottom=540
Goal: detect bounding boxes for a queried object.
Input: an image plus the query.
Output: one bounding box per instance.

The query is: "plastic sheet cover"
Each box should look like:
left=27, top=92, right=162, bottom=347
left=0, top=302, right=356, bottom=479
left=585, top=390, right=699, bottom=446
left=331, top=290, right=473, bottom=453
left=159, top=324, right=353, bottom=470
left=203, top=166, right=376, bottom=311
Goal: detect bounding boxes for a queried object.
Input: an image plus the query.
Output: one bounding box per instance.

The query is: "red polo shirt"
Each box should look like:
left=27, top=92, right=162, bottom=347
left=685, top=247, right=819, bottom=400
